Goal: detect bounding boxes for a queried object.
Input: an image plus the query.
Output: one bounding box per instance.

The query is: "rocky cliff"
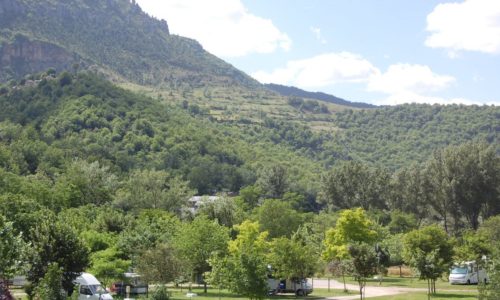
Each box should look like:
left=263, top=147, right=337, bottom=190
left=0, top=0, right=258, bottom=87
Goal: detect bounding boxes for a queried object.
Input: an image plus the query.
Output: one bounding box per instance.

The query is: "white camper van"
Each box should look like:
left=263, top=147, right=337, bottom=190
left=449, top=261, right=488, bottom=285
left=74, top=273, right=113, bottom=300
left=267, top=278, right=313, bottom=296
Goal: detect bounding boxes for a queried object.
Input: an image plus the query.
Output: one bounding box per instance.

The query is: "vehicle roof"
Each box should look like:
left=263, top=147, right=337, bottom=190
left=75, top=273, right=101, bottom=285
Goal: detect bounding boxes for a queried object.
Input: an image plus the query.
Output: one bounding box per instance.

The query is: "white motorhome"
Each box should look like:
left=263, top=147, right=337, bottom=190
left=449, top=261, right=488, bottom=285
left=74, top=273, right=113, bottom=300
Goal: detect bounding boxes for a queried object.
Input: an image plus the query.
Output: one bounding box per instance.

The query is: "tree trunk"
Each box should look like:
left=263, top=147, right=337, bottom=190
left=427, top=279, right=431, bottom=300
left=342, top=270, right=347, bottom=293
left=399, top=265, right=402, bottom=278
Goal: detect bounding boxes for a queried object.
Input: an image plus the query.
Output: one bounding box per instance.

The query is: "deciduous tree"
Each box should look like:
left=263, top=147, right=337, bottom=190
left=402, top=225, right=454, bottom=298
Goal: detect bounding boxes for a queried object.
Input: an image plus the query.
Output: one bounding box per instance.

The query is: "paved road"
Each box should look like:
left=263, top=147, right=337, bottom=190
left=310, top=278, right=426, bottom=300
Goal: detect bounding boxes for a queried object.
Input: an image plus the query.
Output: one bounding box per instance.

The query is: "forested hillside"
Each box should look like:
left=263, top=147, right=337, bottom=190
left=0, top=72, right=324, bottom=198
left=329, top=104, right=499, bottom=169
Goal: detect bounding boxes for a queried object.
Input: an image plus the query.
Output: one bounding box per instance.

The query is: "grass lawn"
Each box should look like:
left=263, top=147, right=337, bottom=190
left=328, top=276, right=480, bottom=291
left=113, top=287, right=352, bottom=300
left=371, top=291, right=478, bottom=300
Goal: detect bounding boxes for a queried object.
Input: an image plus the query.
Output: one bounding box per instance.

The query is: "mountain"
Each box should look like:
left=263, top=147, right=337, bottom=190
left=0, top=0, right=258, bottom=88
left=0, top=0, right=498, bottom=174
left=265, top=83, right=376, bottom=109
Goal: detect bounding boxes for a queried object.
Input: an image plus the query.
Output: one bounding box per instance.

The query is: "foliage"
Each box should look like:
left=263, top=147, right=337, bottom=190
left=322, top=208, right=378, bottom=261
left=254, top=199, right=304, bottom=238
left=424, top=143, right=500, bottom=231
left=151, top=285, right=170, bottom=300
left=268, top=235, right=317, bottom=280
left=0, top=215, right=26, bottom=279
left=348, top=243, right=378, bottom=300
left=114, top=169, right=194, bottom=214
left=33, top=263, right=65, bottom=300
left=320, top=161, right=390, bottom=211
left=26, top=218, right=90, bottom=296
left=207, top=221, right=269, bottom=300
left=479, top=257, right=500, bottom=300
left=257, top=164, right=289, bottom=199
left=117, top=210, right=180, bottom=257
left=387, top=210, right=418, bottom=234
left=174, top=216, right=230, bottom=291
left=136, top=243, right=182, bottom=284
left=332, top=104, right=499, bottom=170
left=88, top=247, right=131, bottom=287
left=402, top=225, right=454, bottom=295
left=197, top=196, right=244, bottom=228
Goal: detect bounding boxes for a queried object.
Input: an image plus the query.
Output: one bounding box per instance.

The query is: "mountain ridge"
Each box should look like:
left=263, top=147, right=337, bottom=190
left=265, top=83, right=376, bottom=109
left=0, top=0, right=259, bottom=88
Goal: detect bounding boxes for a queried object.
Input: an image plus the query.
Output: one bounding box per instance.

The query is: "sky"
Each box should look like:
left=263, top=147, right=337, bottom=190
left=135, top=0, right=500, bottom=106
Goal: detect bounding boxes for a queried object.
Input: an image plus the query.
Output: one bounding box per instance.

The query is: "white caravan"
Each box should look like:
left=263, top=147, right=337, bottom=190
left=74, top=273, right=113, bottom=300
left=449, top=261, right=488, bottom=285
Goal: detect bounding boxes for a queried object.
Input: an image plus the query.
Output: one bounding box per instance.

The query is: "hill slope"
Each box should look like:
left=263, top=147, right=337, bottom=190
left=0, top=0, right=258, bottom=87
left=265, top=83, right=376, bottom=109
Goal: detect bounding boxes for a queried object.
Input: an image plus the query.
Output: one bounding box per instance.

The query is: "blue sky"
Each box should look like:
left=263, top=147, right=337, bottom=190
left=136, top=0, right=500, bottom=105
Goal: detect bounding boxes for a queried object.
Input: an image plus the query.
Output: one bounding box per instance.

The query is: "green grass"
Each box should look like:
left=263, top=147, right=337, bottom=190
left=329, top=276, right=480, bottom=291
left=371, top=291, right=478, bottom=300
left=113, top=287, right=352, bottom=300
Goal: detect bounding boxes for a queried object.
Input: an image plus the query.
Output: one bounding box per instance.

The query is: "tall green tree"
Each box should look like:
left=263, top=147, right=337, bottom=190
left=348, top=243, right=378, bottom=300
left=254, top=199, right=304, bottom=238
left=402, top=225, right=454, bottom=298
left=320, top=161, right=390, bottom=211
left=26, top=218, right=90, bottom=296
left=389, top=164, right=430, bottom=225
left=257, top=164, right=289, bottom=199
left=208, top=221, right=269, bottom=300
left=136, top=243, right=183, bottom=285
left=175, top=216, right=230, bottom=293
left=424, top=143, right=499, bottom=231
left=0, top=215, right=26, bottom=280
left=268, top=235, right=317, bottom=281
left=322, top=208, right=378, bottom=298
left=197, top=195, right=243, bottom=228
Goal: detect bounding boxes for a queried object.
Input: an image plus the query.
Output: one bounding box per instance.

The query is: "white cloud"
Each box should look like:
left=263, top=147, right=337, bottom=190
left=252, top=52, right=379, bottom=88
left=135, top=0, right=291, bottom=58
left=310, top=26, right=327, bottom=44
left=367, top=64, right=462, bottom=105
left=426, top=0, right=500, bottom=54
left=367, top=64, right=455, bottom=95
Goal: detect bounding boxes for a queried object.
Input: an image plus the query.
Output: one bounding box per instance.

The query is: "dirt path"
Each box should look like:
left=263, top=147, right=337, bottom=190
left=311, top=278, right=427, bottom=300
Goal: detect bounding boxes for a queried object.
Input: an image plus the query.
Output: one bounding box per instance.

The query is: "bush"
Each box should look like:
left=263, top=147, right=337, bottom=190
left=34, top=263, right=66, bottom=300
left=151, top=285, right=170, bottom=300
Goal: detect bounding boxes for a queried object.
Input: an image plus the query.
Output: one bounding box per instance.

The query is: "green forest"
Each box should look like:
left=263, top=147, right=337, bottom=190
left=0, top=72, right=499, bottom=299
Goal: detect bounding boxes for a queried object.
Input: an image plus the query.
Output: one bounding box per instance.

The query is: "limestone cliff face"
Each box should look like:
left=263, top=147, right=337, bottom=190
left=0, top=0, right=258, bottom=87
left=0, top=36, right=80, bottom=81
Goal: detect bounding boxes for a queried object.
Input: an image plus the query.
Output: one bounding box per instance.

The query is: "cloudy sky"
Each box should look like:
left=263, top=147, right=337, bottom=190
left=136, top=0, right=500, bottom=105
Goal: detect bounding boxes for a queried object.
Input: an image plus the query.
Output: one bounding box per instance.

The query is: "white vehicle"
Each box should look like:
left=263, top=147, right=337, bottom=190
left=74, top=273, right=113, bottom=300
left=268, top=278, right=313, bottom=296
left=449, top=261, right=488, bottom=285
